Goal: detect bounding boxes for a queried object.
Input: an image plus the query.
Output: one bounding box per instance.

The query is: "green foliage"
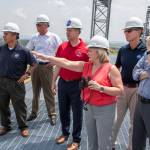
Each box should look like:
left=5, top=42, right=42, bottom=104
left=0, top=38, right=29, bottom=46
left=19, top=39, right=29, bottom=46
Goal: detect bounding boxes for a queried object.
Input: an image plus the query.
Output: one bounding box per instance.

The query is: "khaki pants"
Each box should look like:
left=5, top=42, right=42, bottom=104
left=111, top=86, right=138, bottom=150
left=31, top=64, right=56, bottom=117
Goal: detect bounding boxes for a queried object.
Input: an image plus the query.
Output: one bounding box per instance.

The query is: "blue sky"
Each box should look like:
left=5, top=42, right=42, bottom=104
left=0, top=0, right=149, bottom=42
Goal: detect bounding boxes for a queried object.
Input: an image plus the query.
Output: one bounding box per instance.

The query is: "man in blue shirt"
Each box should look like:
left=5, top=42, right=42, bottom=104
left=0, top=22, right=36, bottom=137
left=132, top=36, right=150, bottom=150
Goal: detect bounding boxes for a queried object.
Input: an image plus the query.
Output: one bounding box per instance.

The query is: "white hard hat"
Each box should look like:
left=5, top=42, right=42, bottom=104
left=36, top=14, right=49, bottom=23
left=124, top=17, right=144, bottom=30
left=2, top=22, right=20, bottom=33
left=66, top=18, right=82, bottom=29
left=88, top=35, right=109, bottom=50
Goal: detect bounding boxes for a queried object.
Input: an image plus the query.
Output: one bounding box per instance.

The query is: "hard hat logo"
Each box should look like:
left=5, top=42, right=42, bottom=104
left=66, top=20, right=72, bottom=27
left=66, top=18, right=82, bottom=29
left=2, top=22, right=20, bottom=33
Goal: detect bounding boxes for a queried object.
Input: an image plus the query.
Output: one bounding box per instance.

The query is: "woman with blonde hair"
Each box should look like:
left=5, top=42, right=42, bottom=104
left=32, top=35, right=123, bottom=150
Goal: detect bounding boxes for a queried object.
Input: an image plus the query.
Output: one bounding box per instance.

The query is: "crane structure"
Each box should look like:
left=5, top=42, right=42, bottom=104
left=143, top=6, right=150, bottom=41
left=90, top=0, right=112, bottom=39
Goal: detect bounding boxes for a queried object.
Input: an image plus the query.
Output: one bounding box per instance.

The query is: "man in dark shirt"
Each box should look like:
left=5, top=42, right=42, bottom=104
left=111, top=17, right=146, bottom=150
left=0, top=22, right=36, bottom=137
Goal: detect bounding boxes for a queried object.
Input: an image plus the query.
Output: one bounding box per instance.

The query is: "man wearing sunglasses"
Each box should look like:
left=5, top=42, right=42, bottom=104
left=26, top=14, right=61, bottom=126
left=111, top=17, right=146, bottom=150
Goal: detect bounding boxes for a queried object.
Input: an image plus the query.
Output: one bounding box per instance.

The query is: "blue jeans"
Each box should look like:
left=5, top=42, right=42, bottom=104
left=58, top=78, right=83, bottom=143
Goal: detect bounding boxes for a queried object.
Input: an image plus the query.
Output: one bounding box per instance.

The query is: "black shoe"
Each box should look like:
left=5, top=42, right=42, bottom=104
left=0, top=127, right=11, bottom=136
left=27, top=114, right=37, bottom=121
left=112, top=148, right=115, bottom=150
left=50, top=116, right=56, bottom=126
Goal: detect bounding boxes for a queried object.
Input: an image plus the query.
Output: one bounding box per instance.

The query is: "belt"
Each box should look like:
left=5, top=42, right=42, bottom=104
left=60, top=77, right=80, bottom=82
left=38, top=61, right=49, bottom=65
left=139, top=95, right=150, bottom=104
left=124, top=83, right=138, bottom=88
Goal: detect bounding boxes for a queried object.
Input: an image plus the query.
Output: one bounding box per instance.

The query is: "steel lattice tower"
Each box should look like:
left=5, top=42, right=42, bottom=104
left=143, top=6, right=150, bottom=41
left=90, top=0, right=112, bottom=39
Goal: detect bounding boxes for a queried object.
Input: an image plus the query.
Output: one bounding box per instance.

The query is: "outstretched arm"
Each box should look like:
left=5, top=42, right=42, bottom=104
left=32, top=51, right=85, bottom=72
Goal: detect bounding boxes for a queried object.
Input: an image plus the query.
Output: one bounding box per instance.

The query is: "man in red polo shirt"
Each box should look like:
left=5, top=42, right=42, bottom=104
left=53, top=18, right=88, bottom=150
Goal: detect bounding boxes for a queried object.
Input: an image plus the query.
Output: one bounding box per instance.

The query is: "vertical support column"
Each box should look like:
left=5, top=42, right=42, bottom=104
left=143, top=6, right=150, bottom=41
left=90, top=0, right=112, bottom=39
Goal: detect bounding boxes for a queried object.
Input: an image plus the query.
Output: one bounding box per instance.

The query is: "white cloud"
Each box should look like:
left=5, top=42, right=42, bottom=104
left=48, top=0, right=66, bottom=7
left=83, top=6, right=91, bottom=13
left=14, top=8, right=27, bottom=19
left=55, top=0, right=65, bottom=7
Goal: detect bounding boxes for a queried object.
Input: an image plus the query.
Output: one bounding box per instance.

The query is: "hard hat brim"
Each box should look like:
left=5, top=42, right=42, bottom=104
left=2, top=29, right=19, bottom=33
left=87, top=45, right=109, bottom=49
left=65, top=26, right=82, bottom=29
left=123, top=26, right=144, bottom=30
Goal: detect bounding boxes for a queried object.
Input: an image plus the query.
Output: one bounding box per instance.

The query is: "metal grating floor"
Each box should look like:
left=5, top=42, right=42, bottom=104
left=0, top=82, right=149, bottom=150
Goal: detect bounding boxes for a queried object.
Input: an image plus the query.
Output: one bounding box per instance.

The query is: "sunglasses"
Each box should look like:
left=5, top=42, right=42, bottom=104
left=124, top=28, right=139, bottom=33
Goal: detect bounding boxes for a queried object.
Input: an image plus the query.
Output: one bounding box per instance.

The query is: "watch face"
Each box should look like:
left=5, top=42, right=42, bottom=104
left=100, top=86, right=104, bottom=92
left=101, top=87, right=104, bottom=92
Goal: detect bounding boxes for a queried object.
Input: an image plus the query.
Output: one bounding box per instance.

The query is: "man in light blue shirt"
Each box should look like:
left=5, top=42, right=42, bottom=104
left=132, top=36, right=150, bottom=150
left=26, top=14, right=61, bottom=125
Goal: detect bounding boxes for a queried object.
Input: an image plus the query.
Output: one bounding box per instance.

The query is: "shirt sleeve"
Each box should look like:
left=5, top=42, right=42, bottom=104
left=55, top=44, right=61, bottom=57
left=55, top=35, right=62, bottom=48
left=26, top=38, right=34, bottom=51
left=53, top=35, right=62, bottom=56
left=26, top=50, right=37, bottom=65
left=115, top=48, right=122, bottom=68
left=132, top=56, right=145, bottom=81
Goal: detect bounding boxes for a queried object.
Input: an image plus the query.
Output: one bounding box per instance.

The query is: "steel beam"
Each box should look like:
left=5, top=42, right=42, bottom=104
left=143, top=6, right=150, bottom=41
left=90, top=0, right=112, bottom=39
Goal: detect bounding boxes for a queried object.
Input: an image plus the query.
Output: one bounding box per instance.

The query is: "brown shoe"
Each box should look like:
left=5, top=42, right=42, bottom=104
left=0, top=127, right=11, bottom=136
left=67, top=142, right=80, bottom=150
left=20, top=129, right=29, bottom=137
left=56, top=135, right=68, bottom=144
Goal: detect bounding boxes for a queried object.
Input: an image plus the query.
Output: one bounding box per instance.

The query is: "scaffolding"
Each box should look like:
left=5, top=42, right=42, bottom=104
left=90, top=0, right=112, bottom=39
left=143, top=6, right=150, bottom=41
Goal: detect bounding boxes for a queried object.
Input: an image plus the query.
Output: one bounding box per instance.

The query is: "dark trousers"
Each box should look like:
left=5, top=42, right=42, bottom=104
left=58, top=78, right=83, bottom=143
left=132, top=96, right=150, bottom=150
left=0, top=77, right=27, bottom=130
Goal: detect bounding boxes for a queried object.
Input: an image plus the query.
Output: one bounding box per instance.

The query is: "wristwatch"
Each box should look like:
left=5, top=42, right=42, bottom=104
left=147, top=51, right=150, bottom=55
left=99, top=86, right=105, bottom=92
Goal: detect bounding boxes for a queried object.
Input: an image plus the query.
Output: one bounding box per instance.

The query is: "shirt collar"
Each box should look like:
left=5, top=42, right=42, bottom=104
left=126, top=40, right=146, bottom=51
left=6, top=41, right=20, bottom=51
left=68, top=38, right=83, bottom=48
left=37, top=31, right=51, bottom=37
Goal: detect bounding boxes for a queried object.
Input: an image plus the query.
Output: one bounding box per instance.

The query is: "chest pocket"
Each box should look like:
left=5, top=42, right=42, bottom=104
left=11, top=52, right=25, bottom=63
